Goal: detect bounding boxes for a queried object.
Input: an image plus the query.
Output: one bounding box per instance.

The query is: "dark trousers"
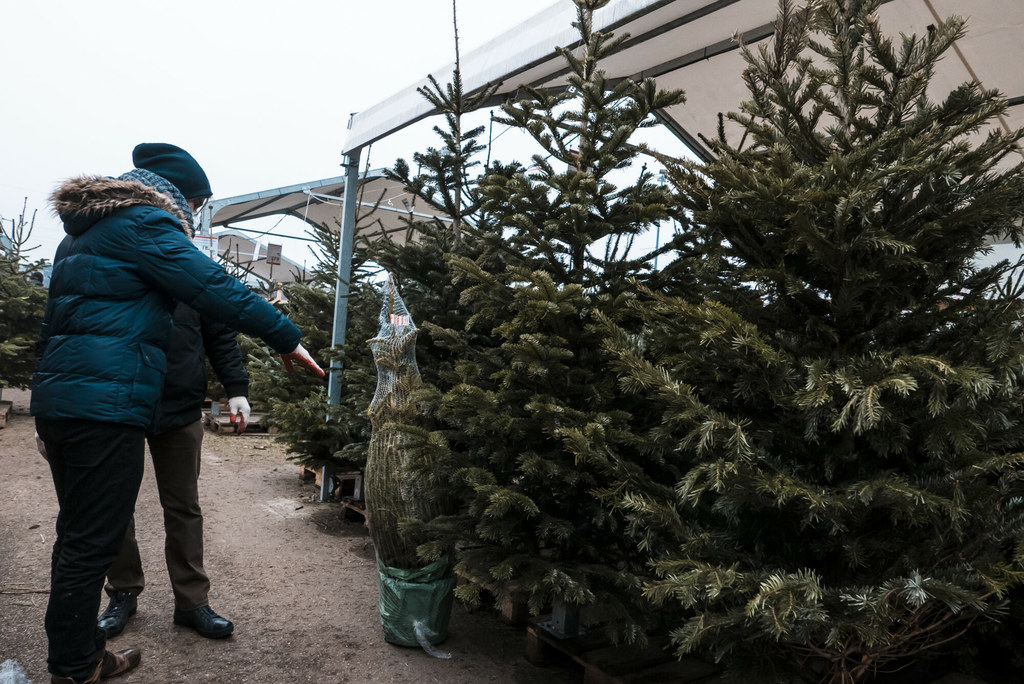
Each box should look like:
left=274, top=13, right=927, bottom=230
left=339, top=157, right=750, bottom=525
left=106, top=420, right=210, bottom=611
left=36, top=417, right=145, bottom=680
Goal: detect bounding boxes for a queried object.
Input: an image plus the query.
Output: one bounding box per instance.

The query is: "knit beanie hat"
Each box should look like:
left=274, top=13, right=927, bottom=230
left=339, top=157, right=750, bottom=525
left=131, top=143, right=212, bottom=199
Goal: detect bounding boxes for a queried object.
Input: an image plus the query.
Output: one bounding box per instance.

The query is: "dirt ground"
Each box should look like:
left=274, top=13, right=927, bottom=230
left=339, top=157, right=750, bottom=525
left=0, top=388, right=576, bottom=684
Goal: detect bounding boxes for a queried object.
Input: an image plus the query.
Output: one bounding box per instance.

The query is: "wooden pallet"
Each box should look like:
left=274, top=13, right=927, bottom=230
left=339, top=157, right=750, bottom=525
left=0, top=401, right=11, bottom=429
left=331, top=472, right=367, bottom=524
left=333, top=471, right=364, bottom=500
left=456, top=572, right=531, bottom=625
left=299, top=464, right=323, bottom=486
left=339, top=497, right=368, bottom=524
left=300, top=467, right=364, bottom=497
left=299, top=467, right=368, bottom=523
left=526, top=617, right=720, bottom=684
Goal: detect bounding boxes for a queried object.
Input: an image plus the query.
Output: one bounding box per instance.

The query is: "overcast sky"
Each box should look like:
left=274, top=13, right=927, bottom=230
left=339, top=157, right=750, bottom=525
left=7, top=1, right=1014, bottom=273
left=0, top=0, right=562, bottom=262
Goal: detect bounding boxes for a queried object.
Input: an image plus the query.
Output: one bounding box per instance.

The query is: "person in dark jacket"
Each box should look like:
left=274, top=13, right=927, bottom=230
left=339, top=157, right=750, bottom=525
left=32, top=142, right=324, bottom=684
left=95, top=302, right=249, bottom=641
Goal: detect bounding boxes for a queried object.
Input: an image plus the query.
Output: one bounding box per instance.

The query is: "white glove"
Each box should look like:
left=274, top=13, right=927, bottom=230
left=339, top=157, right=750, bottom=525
left=228, top=396, right=251, bottom=434
left=35, top=431, right=48, bottom=461
left=280, top=343, right=325, bottom=377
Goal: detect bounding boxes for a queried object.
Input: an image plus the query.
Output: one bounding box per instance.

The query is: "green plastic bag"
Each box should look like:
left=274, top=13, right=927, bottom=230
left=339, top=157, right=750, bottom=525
left=377, top=554, right=455, bottom=654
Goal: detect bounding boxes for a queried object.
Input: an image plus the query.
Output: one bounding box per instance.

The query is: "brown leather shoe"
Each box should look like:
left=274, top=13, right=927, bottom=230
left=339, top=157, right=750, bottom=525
left=50, top=648, right=141, bottom=683
left=50, top=665, right=99, bottom=684
left=98, top=648, right=141, bottom=678
left=51, top=651, right=143, bottom=679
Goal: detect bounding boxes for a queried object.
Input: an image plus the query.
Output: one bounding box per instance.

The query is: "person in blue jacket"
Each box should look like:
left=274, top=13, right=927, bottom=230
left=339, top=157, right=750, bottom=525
left=32, top=143, right=324, bottom=684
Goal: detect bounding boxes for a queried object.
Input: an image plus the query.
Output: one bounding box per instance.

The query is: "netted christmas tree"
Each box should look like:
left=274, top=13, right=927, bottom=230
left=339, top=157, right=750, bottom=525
left=366, top=276, right=434, bottom=566
left=593, top=0, right=1024, bottom=680
left=365, top=275, right=454, bottom=653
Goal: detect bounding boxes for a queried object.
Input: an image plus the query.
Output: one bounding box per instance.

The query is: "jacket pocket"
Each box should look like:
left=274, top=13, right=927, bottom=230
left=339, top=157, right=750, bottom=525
left=129, top=342, right=167, bottom=418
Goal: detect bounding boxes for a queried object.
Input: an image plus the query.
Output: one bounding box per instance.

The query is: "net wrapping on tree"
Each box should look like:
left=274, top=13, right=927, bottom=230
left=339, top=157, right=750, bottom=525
left=365, top=275, right=440, bottom=568
left=365, top=275, right=454, bottom=651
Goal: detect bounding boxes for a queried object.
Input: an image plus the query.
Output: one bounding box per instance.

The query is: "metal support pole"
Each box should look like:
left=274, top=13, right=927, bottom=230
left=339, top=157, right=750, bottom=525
left=322, top=147, right=361, bottom=501
left=327, top=148, right=361, bottom=406
left=199, top=202, right=212, bottom=236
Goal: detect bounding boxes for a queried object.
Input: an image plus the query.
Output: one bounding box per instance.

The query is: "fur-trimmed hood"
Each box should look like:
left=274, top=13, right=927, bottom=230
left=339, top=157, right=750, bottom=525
left=50, top=175, right=191, bottom=237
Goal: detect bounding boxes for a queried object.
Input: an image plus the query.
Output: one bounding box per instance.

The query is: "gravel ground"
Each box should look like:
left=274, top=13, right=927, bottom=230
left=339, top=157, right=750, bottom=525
left=0, top=388, right=576, bottom=683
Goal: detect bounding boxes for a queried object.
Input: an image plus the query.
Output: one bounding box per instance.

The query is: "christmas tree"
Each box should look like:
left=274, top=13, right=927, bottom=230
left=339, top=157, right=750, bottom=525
left=245, top=217, right=379, bottom=470
left=0, top=200, right=48, bottom=391
left=596, top=0, right=1024, bottom=680
left=405, top=0, right=686, bottom=627
left=248, top=2, right=515, bottom=477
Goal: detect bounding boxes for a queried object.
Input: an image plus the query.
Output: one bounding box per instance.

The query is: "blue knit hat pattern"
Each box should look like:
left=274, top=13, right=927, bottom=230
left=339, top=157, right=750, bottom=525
left=131, top=143, right=212, bottom=200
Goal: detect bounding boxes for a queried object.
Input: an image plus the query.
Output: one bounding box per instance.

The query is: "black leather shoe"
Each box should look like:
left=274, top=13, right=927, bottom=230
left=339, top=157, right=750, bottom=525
left=97, top=591, right=137, bottom=639
left=173, top=605, right=234, bottom=638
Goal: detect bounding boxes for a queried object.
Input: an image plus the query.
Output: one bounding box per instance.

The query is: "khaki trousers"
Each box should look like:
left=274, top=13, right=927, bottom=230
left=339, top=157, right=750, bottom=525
left=105, top=419, right=210, bottom=611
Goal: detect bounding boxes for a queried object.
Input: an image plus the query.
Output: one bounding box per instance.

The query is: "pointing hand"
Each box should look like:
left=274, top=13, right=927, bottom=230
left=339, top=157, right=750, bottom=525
left=281, top=343, right=325, bottom=378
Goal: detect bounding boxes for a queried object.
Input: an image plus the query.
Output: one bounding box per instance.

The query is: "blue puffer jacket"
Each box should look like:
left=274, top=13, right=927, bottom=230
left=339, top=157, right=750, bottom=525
left=31, top=175, right=302, bottom=428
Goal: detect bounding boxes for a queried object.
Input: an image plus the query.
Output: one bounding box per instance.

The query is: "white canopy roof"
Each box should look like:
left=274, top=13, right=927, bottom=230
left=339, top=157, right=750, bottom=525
left=344, top=0, right=1024, bottom=169
left=202, top=169, right=451, bottom=248
left=196, top=169, right=455, bottom=285
left=206, top=229, right=308, bottom=285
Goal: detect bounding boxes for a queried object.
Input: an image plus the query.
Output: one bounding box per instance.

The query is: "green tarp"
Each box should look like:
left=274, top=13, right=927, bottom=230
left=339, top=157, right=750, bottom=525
left=377, top=555, right=455, bottom=649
